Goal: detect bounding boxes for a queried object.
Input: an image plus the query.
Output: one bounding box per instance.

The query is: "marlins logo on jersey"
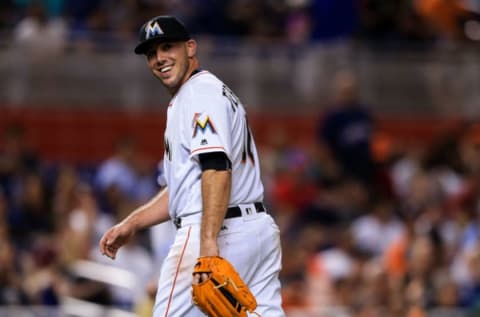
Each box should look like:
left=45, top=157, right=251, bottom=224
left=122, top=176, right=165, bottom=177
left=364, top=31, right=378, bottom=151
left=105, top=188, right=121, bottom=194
left=145, top=20, right=163, bottom=39
left=192, top=113, right=217, bottom=137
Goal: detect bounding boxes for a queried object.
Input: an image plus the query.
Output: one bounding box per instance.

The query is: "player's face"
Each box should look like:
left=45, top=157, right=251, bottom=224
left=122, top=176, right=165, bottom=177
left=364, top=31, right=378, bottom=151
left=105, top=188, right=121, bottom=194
left=146, top=40, right=197, bottom=95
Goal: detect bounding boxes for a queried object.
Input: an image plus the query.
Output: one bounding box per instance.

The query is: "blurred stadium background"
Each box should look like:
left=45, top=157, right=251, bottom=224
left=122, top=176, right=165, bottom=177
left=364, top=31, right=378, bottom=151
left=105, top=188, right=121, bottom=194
left=1, top=0, right=480, bottom=316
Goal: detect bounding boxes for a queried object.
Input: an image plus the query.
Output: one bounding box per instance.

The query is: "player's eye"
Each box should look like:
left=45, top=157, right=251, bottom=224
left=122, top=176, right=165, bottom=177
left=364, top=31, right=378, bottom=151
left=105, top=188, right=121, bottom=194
left=146, top=49, right=156, bottom=60
left=161, top=43, right=173, bottom=51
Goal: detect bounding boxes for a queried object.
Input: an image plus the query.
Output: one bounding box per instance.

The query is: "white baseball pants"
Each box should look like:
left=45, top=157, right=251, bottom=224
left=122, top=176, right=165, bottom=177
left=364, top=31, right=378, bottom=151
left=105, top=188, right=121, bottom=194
left=152, top=209, right=285, bottom=317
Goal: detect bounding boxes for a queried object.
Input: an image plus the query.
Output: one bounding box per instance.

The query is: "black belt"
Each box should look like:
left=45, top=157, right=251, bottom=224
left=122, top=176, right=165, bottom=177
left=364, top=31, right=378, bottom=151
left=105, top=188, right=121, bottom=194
left=173, top=202, right=266, bottom=229
left=225, top=202, right=266, bottom=218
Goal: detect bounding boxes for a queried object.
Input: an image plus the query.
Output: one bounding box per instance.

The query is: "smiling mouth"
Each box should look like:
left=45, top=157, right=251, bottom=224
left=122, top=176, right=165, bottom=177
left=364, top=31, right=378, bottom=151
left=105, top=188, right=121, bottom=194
left=160, top=66, right=173, bottom=73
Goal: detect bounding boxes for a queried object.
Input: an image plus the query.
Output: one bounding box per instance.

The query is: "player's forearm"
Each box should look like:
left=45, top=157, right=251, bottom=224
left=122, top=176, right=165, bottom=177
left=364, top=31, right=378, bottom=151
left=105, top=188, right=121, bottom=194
left=122, top=187, right=170, bottom=231
left=200, top=170, right=231, bottom=255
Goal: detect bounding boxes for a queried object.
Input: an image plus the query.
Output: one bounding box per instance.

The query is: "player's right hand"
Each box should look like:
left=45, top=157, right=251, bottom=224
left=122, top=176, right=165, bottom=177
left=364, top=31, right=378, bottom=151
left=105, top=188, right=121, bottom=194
left=99, top=222, right=135, bottom=260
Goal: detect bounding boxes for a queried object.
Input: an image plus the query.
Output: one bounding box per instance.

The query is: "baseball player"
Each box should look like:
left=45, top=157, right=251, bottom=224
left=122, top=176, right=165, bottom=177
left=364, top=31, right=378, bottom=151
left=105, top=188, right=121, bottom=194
left=99, top=16, right=285, bottom=316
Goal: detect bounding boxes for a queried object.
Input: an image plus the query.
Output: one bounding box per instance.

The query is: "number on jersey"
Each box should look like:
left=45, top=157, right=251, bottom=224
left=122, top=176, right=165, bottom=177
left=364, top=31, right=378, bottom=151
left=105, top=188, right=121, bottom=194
left=222, top=84, right=239, bottom=112
left=222, top=84, right=254, bottom=164
left=242, top=117, right=254, bottom=164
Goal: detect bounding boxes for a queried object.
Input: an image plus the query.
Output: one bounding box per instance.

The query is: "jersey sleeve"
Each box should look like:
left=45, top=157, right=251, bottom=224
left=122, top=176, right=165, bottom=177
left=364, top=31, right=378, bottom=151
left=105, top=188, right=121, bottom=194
left=184, top=85, right=232, bottom=160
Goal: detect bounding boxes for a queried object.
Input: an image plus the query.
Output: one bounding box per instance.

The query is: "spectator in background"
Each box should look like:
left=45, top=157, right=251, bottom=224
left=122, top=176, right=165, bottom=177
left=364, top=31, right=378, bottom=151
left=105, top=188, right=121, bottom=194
left=317, top=70, right=377, bottom=187
left=402, top=233, right=451, bottom=316
left=428, top=275, right=466, bottom=317
left=12, top=0, right=67, bottom=60
left=95, top=135, right=157, bottom=212
left=0, top=0, right=17, bottom=30
left=172, top=1, right=231, bottom=37
left=0, top=124, right=48, bottom=251
left=62, top=0, right=101, bottom=48
left=58, top=183, right=111, bottom=264
left=390, top=144, right=425, bottom=200
left=357, top=0, right=433, bottom=45
left=99, top=0, right=155, bottom=48
left=10, top=170, right=54, bottom=249
left=0, top=123, right=39, bottom=201
left=414, top=0, right=480, bottom=45
left=359, top=0, right=398, bottom=41
left=13, top=0, right=65, bottom=18
left=20, top=235, right=63, bottom=306
left=226, top=0, right=287, bottom=39
left=0, top=238, right=28, bottom=306
left=309, top=0, right=359, bottom=43
left=458, top=124, right=480, bottom=175
left=52, top=164, right=80, bottom=223
left=351, top=197, right=405, bottom=257
left=95, top=136, right=136, bottom=213
left=456, top=247, right=480, bottom=315
left=413, top=0, right=471, bottom=42
left=395, top=0, right=437, bottom=45
left=284, top=0, right=311, bottom=45
left=0, top=189, right=29, bottom=306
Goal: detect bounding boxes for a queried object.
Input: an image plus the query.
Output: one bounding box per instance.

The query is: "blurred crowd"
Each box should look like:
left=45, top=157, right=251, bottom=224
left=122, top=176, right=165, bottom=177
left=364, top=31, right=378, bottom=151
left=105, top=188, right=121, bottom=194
left=0, top=125, right=161, bottom=314
left=265, top=71, right=480, bottom=317
left=2, top=0, right=480, bottom=55
left=1, top=1, right=480, bottom=317
left=0, top=70, right=480, bottom=317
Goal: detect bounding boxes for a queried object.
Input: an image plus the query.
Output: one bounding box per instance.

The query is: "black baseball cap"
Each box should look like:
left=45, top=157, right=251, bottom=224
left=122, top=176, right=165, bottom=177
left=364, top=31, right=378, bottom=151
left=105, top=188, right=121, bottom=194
left=134, top=16, right=190, bottom=55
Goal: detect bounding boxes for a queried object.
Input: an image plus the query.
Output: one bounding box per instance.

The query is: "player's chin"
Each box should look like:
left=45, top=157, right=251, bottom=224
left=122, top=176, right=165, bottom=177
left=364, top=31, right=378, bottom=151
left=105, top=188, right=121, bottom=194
left=153, top=71, right=166, bottom=81
left=155, top=75, right=170, bottom=85
left=161, top=77, right=180, bottom=90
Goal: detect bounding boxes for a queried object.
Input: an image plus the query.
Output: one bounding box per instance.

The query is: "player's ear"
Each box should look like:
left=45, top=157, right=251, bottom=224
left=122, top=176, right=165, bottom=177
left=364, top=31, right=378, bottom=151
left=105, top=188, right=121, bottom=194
left=186, top=39, right=197, bottom=58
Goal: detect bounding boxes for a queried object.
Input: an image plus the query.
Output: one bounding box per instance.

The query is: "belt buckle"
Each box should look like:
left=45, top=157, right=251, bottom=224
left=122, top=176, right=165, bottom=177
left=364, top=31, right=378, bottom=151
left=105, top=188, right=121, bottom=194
left=241, top=203, right=259, bottom=221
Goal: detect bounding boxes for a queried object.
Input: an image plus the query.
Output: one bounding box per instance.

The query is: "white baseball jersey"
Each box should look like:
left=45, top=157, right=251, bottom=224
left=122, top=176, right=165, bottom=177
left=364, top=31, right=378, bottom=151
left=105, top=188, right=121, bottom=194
left=163, top=70, right=264, bottom=218
left=154, top=69, right=285, bottom=317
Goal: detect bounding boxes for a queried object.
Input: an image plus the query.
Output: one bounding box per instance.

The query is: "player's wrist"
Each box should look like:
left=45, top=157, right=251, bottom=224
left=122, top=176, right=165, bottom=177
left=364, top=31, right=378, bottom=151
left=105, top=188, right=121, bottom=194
left=199, top=239, right=219, bottom=257
left=122, top=214, right=141, bottom=233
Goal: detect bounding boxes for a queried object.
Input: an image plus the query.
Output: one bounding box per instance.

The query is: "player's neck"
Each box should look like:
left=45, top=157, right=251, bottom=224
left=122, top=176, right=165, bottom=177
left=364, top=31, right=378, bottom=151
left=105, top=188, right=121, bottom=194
left=189, top=68, right=203, bottom=78
left=187, top=58, right=201, bottom=80
left=171, top=59, right=201, bottom=96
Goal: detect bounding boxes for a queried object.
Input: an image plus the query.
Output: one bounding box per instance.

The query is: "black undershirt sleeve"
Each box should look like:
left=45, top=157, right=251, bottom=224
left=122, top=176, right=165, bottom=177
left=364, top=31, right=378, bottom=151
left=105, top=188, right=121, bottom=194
left=198, top=152, right=232, bottom=171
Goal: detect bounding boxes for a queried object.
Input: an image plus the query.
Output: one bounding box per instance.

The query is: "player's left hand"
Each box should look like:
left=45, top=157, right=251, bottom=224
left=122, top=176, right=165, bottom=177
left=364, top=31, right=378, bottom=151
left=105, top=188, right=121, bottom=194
left=193, top=239, right=218, bottom=284
left=191, top=256, right=257, bottom=317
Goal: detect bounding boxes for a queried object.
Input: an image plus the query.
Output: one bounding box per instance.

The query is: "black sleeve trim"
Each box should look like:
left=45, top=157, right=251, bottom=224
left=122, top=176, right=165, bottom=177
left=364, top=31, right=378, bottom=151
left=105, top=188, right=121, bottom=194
left=198, top=152, right=232, bottom=171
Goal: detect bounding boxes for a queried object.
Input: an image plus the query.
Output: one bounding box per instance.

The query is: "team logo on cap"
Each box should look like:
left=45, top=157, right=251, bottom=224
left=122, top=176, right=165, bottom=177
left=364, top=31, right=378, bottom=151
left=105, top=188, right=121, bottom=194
left=145, top=20, right=164, bottom=39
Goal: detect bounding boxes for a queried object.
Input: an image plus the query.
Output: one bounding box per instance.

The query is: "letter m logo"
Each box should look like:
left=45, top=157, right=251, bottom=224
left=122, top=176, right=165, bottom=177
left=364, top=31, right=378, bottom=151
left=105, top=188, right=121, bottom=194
left=145, top=21, right=163, bottom=39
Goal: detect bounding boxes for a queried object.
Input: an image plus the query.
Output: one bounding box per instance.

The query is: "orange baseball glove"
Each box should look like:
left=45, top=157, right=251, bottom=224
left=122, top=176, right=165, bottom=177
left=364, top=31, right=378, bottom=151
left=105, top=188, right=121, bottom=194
left=191, top=256, right=258, bottom=317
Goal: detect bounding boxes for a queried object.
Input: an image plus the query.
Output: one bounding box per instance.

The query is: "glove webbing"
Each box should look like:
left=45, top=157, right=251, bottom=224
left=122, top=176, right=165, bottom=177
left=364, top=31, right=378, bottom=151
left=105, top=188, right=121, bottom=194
left=212, top=278, right=262, bottom=317
left=212, top=277, right=242, bottom=313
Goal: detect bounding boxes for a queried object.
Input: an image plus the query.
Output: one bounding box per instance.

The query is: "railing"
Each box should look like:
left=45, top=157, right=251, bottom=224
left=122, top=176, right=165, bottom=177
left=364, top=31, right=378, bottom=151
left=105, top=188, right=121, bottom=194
left=0, top=258, right=471, bottom=317
left=0, top=260, right=140, bottom=317
left=1, top=35, right=480, bottom=116
left=0, top=304, right=470, bottom=317
left=0, top=303, right=137, bottom=317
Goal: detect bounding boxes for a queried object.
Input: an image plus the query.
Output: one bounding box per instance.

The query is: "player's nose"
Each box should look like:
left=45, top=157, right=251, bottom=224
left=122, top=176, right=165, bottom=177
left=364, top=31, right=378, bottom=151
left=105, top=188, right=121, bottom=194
left=153, top=48, right=167, bottom=66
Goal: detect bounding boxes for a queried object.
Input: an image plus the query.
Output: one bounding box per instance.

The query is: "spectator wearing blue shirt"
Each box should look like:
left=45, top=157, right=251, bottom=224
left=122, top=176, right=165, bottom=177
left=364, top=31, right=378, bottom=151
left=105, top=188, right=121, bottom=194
left=317, top=70, right=376, bottom=186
